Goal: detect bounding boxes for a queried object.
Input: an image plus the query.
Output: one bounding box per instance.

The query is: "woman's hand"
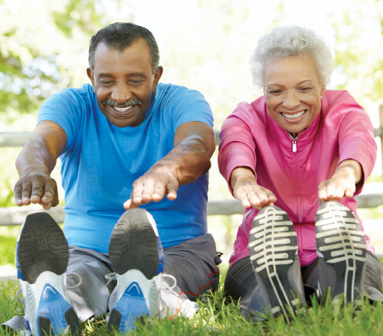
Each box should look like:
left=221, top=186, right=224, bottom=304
left=318, top=159, right=362, bottom=201
left=230, top=167, right=277, bottom=210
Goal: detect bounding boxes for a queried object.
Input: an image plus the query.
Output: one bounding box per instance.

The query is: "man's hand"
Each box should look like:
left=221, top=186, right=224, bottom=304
left=231, top=167, right=276, bottom=210
left=13, top=120, right=66, bottom=210
left=124, top=166, right=179, bottom=209
left=318, top=159, right=362, bottom=201
left=124, top=121, right=215, bottom=210
left=14, top=172, right=59, bottom=210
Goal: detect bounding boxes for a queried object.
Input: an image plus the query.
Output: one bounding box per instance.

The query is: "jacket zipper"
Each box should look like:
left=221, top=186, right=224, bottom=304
left=288, top=133, right=298, bottom=152
left=288, top=133, right=302, bottom=223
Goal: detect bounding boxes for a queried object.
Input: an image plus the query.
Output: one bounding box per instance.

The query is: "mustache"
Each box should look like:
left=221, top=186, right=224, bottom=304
left=102, top=98, right=143, bottom=107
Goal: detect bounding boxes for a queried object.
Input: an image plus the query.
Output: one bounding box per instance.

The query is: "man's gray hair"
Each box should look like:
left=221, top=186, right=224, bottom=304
left=88, top=22, right=160, bottom=74
left=251, top=25, right=334, bottom=88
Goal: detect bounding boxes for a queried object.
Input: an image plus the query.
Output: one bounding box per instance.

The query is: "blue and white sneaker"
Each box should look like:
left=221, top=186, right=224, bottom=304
left=16, top=212, right=80, bottom=336
left=108, top=208, right=164, bottom=333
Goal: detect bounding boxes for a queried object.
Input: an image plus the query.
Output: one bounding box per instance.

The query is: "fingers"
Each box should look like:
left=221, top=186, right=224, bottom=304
left=14, top=175, right=59, bottom=209
left=235, top=186, right=276, bottom=210
left=127, top=172, right=179, bottom=208
left=318, top=179, right=356, bottom=201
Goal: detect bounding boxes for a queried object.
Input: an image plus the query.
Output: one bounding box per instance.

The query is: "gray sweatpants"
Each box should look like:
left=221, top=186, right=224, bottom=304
left=66, top=233, right=220, bottom=322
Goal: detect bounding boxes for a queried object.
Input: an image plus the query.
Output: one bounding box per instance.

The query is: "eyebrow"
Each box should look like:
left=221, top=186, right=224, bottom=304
left=97, top=72, right=147, bottom=79
left=267, top=80, right=314, bottom=87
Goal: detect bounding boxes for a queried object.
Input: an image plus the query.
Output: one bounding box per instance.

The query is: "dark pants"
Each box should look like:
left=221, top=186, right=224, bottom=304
left=225, top=252, right=383, bottom=315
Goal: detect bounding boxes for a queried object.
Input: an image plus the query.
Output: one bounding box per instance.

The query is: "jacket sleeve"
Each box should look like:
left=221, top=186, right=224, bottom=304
left=218, top=102, right=257, bottom=194
left=325, top=91, right=377, bottom=194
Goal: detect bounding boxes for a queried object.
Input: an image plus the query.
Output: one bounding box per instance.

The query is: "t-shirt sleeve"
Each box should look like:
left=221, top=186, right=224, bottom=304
left=165, top=87, right=214, bottom=130
left=37, top=88, right=84, bottom=154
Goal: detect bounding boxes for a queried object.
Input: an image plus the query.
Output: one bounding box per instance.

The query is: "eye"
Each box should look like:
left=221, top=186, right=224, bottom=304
left=128, top=80, right=144, bottom=87
left=268, top=89, right=283, bottom=95
left=98, top=79, right=114, bottom=87
left=298, top=87, right=312, bottom=92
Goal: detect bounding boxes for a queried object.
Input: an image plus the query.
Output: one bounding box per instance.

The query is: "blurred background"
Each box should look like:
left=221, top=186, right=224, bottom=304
left=1, top=0, right=383, bottom=274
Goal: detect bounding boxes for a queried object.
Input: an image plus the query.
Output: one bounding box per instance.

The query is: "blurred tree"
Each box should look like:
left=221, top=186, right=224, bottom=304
left=0, top=0, right=133, bottom=120
left=328, top=0, right=383, bottom=105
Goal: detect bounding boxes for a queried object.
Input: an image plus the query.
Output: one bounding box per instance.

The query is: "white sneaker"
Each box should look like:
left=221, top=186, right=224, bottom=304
left=108, top=209, right=164, bottom=333
left=16, top=213, right=80, bottom=336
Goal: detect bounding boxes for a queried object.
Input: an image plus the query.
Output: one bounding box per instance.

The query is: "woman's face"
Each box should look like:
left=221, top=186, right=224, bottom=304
left=264, top=56, right=325, bottom=136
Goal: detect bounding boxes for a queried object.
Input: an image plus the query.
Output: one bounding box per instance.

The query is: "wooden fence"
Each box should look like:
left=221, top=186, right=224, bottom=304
left=0, top=105, right=382, bottom=226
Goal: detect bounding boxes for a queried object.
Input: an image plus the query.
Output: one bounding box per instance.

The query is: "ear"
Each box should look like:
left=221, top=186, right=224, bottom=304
left=152, top=66, right=163, bottom=92
left=320, top=84, right=326, bottom=97
left=87, top=68, right=95, bottom=85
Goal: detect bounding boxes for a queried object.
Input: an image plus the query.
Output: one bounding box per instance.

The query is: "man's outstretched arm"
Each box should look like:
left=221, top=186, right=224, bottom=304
left=14, top=120, right=67, bottom=210
left=124, top=121, right=215, bottom=209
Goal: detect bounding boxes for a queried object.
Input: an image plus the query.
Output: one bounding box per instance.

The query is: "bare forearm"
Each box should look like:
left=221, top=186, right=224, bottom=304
left=14, top=121, right=66, bottom=208
left=125, top=123, right=215, bottom=209
left=16, top=136, right=57, bottom=178
left=154, top=134, right=213, bottom=186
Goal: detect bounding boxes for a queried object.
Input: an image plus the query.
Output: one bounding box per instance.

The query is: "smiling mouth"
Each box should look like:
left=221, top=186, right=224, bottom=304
left=281, top=110, right=306, bottom=119
left=110, top=105, right=136, bottom=115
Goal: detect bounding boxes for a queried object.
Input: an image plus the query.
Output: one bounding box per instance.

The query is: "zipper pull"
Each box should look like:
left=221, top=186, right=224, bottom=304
left=288, top=133, right=298, bottom=152
left=292, top=139, right=297, bottom=152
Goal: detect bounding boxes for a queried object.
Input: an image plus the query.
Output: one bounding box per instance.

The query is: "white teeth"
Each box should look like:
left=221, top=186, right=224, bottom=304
left=282, top=110, right=306, bottom=119
left=114, top=106, right=133, bottom=113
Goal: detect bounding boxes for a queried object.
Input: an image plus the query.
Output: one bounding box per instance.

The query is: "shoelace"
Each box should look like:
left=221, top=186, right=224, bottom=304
left=16, top=288, right=24, bottom=303
left=160, top=274, right=177, bottom=293
left=66, top=273, right=83, bottom=290
left=104, top=272, right=178, bottom=295
left=104, top=272, right=117, bottom=288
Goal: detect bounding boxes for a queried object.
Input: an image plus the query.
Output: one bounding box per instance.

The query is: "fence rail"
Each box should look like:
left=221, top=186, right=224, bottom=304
left=1, top=104, right=382, bottom=226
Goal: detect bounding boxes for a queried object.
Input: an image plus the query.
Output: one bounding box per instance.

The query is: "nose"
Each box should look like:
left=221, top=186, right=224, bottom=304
left=110, top=83, right=132, bottom=104
left=283, top=91, right=300, bottom=109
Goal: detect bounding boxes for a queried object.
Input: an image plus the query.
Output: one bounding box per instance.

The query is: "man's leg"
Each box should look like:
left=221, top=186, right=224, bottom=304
left=161, top=232, right=220, bottom=317
left=107, top=208, right=220, bottom=332
left=16, top=212, right=81, bottom=336
left=66, top=246, right=116, bottom=322
left=107, top=208, right=163, bottom=333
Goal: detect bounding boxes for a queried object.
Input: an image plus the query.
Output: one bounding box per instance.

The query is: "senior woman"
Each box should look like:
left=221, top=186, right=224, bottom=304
left=218, top=25, right=383, bottom=321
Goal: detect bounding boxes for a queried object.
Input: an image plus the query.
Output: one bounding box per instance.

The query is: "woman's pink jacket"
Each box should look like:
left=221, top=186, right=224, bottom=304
left=218, top=90, right=377, bottom=267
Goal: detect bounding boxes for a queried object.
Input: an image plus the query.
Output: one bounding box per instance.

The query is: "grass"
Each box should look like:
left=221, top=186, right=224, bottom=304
left=2, top=227, right=383, bottom=335
left=2, top=271, right=383, bottom=335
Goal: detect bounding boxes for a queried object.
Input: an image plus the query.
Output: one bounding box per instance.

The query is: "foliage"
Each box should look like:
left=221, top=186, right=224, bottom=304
left=328, top=0, right=383, bottom=105
left=0, top=0, right=107, bottom=119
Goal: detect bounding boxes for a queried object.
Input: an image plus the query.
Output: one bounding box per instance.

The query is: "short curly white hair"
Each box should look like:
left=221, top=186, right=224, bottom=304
left=251, top=25, right=334, bottom=88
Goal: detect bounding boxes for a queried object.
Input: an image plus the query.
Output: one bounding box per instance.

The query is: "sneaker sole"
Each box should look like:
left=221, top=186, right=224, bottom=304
left=316, top=201, right=367, bottom=302
left=109, top=208, right=159, bottom=279
left=17, top=212, right=81, bottom=336
left=17, top=212, right=69, bottom=284
left=249, top=206, right=299, bottom=320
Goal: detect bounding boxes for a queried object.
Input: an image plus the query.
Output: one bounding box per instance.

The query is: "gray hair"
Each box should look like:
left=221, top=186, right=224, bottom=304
left=88, top=22, right=160, bottom=74
left=251, top=26, right=334, bottom=87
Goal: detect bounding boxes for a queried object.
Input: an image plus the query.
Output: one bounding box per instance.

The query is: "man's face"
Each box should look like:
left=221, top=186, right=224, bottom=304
left=87, top=39, right=163, bottom=128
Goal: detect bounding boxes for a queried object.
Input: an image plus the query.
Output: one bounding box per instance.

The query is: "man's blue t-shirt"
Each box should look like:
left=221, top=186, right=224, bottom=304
left=37, top=83, right=214, bottom=253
